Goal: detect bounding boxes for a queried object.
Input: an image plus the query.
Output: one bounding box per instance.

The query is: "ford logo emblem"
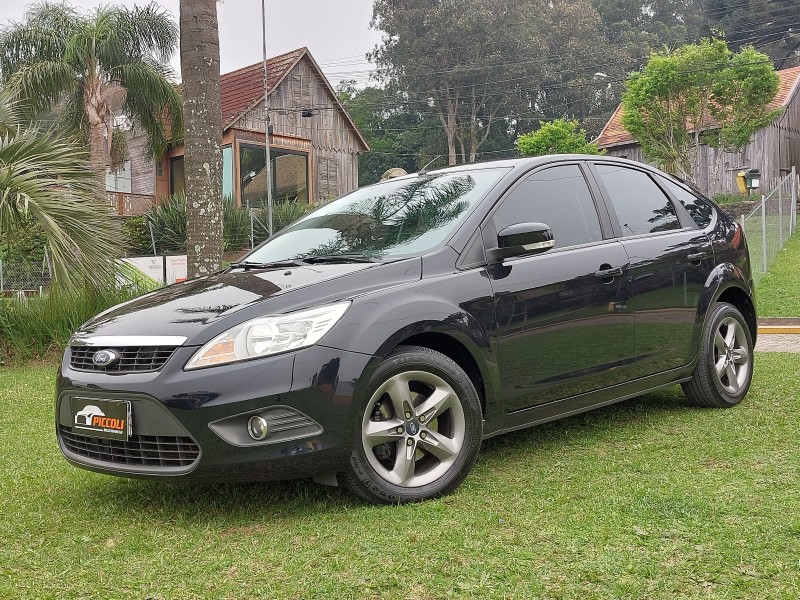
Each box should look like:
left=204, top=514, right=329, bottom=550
left=92, top=349, right=120, bottom=367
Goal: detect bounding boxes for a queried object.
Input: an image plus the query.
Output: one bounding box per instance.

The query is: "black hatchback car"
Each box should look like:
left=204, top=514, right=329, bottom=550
left=57, top=156, right=756, bottom=504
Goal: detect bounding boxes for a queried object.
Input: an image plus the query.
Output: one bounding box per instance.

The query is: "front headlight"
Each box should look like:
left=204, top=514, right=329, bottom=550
left=185, top=302, right=350, bottom=370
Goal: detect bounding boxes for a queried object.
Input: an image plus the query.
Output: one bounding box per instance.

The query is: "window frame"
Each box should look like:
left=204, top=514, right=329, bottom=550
left=479, top=160, right=616, bottom=260
left=238, top=141, right=310, bottom=206
left=586, top=161, right=697, bottom=239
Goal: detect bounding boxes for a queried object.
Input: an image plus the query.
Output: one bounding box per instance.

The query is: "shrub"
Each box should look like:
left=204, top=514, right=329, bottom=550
left=0, top=283, right=148, bottom=364
left=146, top=193, right=187, bottom=253
left=516, top=118, right=603, bottom=157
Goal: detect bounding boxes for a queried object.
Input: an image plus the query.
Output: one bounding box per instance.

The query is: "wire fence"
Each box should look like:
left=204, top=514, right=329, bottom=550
left=741, top=167, right=798, bottom=286
left=0, top=257, right=52, bottom=297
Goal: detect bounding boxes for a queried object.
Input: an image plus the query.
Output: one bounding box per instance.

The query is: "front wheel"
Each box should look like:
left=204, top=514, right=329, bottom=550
left=339, top=346, right=483, bottom=504
left=682, top=302, right=754, bottom=408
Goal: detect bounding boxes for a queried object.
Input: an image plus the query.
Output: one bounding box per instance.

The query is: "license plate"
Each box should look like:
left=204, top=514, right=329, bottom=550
left=70, top=397, right=132, bottom=441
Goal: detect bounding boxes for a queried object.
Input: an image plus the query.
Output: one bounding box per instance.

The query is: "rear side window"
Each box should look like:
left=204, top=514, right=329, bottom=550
left=658, top=177, right=714, bottom=228
left=595, top=164, right=681, bottom=236
left=493, top=164, right=602, bottom=249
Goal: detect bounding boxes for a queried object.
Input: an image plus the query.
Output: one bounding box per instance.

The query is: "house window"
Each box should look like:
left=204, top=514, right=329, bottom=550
left=106, top=160, right=132, bottom=193
left=170, top=156, right=185, bottom=196
left=239, top=143, right=309, bottom=206
left=319, top=157, right=339, bottom=199
left=222, top=146, right=233, bottom=199
left=169, top=150, right=231, bottom=198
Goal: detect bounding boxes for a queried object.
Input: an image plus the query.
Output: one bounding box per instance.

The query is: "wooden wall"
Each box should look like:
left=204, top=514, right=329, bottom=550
left=234, top=56, right=364, bottom=201
left=128, top=131, right=155, bottom=196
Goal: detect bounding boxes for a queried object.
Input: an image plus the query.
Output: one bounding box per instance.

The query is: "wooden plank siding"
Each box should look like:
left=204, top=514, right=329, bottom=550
left=605, top=117, right=799, bottom=197
left=127, top=131, right=156, bottom=196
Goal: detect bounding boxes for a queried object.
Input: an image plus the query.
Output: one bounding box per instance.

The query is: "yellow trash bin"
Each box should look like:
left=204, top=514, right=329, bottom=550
left=736, top=171, right=748, bottom=194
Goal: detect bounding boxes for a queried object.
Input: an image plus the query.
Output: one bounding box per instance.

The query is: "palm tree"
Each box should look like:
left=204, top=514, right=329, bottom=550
left=0, top=92, right=123, bottom=289
left=0, top=2, right=183, bottom=191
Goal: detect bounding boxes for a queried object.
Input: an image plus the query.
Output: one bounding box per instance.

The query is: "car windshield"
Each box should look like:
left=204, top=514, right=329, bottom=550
left=241, top=168, right=509, bottom=263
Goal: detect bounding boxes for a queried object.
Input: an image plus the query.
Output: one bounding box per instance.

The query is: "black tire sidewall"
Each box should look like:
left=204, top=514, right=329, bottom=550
left=701, top=303, right=754, bottom=406
left=346, top=347, right=483, bottom=504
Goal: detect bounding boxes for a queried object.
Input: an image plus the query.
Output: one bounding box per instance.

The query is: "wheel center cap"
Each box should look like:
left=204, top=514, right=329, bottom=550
left=406, top=420, right=420, bottom=436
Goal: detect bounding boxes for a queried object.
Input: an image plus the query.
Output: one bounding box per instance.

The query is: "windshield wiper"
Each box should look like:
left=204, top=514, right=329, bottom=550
left=227, top=259, right=307, bottom=270
left=298, top=253, right=380, bottom=264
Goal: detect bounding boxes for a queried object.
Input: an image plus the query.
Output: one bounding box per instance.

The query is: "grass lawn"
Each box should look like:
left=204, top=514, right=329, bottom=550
left=2, top=354, right=800, bottom=599
left=757, top=233, right=800, bottom=317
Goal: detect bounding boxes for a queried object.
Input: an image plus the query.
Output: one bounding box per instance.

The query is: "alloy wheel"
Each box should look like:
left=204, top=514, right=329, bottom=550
left=360, top=370, right=466, bottom=488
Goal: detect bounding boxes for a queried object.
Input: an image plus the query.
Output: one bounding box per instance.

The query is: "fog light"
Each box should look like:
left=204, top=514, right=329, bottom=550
left=247, top=415, right=269, bottom=440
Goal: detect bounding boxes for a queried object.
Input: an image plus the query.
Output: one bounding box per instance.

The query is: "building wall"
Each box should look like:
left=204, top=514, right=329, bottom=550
left=234, top=56, right=363, bottom=200
left=128, top=131, right=155, bottom=196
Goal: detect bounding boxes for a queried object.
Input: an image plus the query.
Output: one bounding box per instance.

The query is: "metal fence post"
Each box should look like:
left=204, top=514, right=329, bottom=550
left=0, top=259, right=3, bottom=292
left=792, top=166, right=797, bottom=234
left=761, top=194, right=767, bottom=274
left=778, top=180, right=783, bottom=248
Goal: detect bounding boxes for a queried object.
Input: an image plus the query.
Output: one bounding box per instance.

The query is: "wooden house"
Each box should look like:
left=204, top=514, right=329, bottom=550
left=107, top=47, right=368, bottom=215
left=595, top=65, right=800, bottom=197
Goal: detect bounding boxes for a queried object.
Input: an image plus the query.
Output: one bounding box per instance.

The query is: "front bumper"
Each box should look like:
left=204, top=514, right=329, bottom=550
left=56, top=344, right=377, bottom=481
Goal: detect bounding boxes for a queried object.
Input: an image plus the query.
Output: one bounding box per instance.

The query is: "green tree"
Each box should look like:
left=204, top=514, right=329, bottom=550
left=0, top=92, right=123, bottom=289
left=516, top=118, right=603, bottom=156
left=0, top=2, right=183, bottom=191
left=370, top=0, right=618, bottom=165
left=179, top=0, right=223, bottom=278
left=621, top=39, right=780, bottom=184
left=703, top=0, right=800, bottom=69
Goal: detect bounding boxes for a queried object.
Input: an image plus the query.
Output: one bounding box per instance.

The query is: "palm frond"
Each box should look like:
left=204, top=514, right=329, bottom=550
left=117, top=2, right=179, bottom=65
left=0, top=119, right=123, bottom=290
left=5, top=61, right=77, bottom=114
left=119, top=60, right=183, bottom=156
left=0, top=2, right=79, bottom=79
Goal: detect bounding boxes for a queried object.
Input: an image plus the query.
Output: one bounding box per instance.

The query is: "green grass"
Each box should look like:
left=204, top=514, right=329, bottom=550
left=756, top=233, right=800, bottom=317
left=3, top=353, right=800, bottom=599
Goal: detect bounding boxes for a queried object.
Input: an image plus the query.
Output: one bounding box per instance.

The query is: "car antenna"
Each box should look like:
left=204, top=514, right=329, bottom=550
left=418, top=155, right=442, bottom=176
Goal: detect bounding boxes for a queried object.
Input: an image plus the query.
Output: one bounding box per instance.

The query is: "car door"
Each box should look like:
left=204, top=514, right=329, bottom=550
left=588, top=162, right=713, bottom=377
left=484, top=162, right=636, bottom=412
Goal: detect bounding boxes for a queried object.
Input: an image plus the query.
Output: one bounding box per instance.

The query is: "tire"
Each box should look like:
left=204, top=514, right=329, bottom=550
left=682, top=302, right=754, bottom=408
left=339, top=345, right=483, bottom=504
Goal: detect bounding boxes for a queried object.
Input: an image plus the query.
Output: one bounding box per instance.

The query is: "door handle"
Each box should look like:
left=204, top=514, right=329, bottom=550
left=594, top=266, right=624, bottom=279
left=687, top=252, right=709, bottom=263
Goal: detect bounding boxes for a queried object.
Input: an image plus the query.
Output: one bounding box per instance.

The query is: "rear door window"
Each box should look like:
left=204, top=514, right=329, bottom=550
left=594, top=164, right=681, bottom=236
left=657, top=177, right=715, bottom=228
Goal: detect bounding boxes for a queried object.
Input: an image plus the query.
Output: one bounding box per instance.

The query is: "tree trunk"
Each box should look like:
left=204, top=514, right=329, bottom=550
left=435, top=96, right=459, bottom=166
left=180, top=0, right=223, bottom=279
left=85, top=80, right=108, bottom=195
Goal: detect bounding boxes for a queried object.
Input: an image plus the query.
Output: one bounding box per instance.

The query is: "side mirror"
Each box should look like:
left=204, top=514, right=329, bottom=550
left=487, top=222, right=554, bottom=263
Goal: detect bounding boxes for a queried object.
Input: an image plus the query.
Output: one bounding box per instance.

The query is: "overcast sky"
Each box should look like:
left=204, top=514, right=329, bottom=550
left=1, top=0, right=383, bottom=86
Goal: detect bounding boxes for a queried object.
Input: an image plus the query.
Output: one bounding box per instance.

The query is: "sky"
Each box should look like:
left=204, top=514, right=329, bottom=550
left=1, top=0, right=383, bottom=86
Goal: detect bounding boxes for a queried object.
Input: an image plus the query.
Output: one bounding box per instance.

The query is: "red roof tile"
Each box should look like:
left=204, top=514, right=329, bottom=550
left=595, top=65, right=800, bottom=148
left=220, top=47, right=306, bottom=128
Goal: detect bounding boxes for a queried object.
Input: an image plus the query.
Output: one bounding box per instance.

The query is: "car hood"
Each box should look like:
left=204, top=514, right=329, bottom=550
left=73, top=259, right=422, bottom=345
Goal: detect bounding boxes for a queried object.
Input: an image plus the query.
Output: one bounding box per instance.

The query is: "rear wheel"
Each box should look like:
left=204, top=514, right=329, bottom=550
left=339, top=346, right=482, bottom=504
left=682, top=302, right=753, bottom=408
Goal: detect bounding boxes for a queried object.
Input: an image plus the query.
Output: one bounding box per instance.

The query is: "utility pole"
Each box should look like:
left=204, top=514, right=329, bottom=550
left=261, top=0, right=274, bottom=237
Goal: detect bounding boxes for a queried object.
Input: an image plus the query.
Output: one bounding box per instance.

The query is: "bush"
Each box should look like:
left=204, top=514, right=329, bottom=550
left=516, top=118, right=603, bottom=157
left=223, top=198, right=250, bottom=251
left=126, top=194, right=315, bottom=254
left=146, top=193, right=187, bottom=253
left=0, top=284, right=147, bottom=363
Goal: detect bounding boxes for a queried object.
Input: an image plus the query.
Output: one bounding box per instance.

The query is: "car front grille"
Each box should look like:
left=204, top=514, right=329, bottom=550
left=70, top=346, right=178, bottom=372
left=59, top=426, right=199, bottom=467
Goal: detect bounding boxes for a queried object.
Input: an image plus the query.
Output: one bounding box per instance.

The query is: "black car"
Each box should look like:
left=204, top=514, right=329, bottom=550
left=56, top=156, right=755, bottom=504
